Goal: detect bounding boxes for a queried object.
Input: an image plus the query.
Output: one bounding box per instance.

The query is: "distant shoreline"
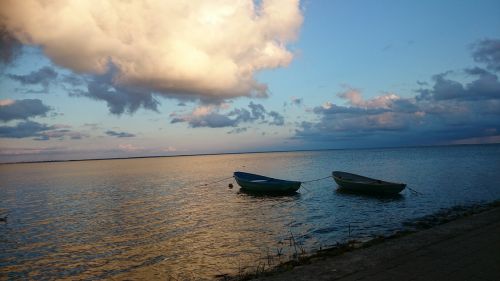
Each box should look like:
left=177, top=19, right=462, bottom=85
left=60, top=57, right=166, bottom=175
left=1, top=143, right=498, bottom=165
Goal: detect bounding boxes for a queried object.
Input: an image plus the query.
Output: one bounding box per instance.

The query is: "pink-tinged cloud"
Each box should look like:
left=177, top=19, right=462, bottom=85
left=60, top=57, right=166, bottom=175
left=118, top=144, right=143, bottom=152
left=0, top=147, right=54, bottom=155
left=162, top=146, right=177, bottom=152
left=0, top=99, right=15, bottom=106
left=338, top=88, right=400, bottom=109
left=0, top=0, right=303, bottom=100
left=296, top=62, right=500, bottom=147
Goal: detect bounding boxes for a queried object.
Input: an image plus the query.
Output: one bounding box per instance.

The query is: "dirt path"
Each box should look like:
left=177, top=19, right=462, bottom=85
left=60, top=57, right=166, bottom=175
left=253, top=207, right=500, bottom=281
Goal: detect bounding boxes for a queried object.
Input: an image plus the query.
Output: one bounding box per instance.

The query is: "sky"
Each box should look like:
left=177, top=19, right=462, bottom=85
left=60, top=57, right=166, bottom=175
left=0, top=0, right=499, bottom=163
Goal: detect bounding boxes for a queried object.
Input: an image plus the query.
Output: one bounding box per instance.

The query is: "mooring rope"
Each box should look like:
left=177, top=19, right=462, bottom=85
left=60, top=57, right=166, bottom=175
left=194, top=176, right=234, bottom=187
left=407, top=186, right=423, bottom=195
left=299, top=182, right=310, bottom=192
left=301, top=175, right=331, bottom=184
left=196, top=174, right=421, bottom=198
left=197, top=174, right=332, bottom=188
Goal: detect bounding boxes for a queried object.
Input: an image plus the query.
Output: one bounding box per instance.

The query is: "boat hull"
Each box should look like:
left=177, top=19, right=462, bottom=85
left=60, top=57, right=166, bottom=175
left=332, top=171, right=406, bottom=195
left=234, top=172, right=301, bottom=194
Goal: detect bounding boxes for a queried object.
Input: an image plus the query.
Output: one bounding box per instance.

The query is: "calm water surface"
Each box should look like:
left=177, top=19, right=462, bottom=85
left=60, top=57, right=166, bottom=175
left=1, top=144, right=500, bottom=279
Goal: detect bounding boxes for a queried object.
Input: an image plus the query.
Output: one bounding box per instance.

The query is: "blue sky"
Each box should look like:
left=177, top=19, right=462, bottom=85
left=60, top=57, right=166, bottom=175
left=1, top=0, right=500, bottom=162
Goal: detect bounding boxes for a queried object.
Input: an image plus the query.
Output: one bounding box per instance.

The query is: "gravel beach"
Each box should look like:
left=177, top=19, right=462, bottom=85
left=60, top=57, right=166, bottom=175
left=248, top=205, right=500, bottom=281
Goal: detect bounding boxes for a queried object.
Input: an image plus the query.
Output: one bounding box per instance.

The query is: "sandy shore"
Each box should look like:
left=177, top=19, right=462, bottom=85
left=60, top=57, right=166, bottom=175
left=247, top=205, right=500, bottom=281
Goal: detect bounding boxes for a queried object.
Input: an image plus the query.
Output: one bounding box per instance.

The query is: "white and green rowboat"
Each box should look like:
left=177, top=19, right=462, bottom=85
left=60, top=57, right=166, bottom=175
left=234, top=171, right=301, bottom=194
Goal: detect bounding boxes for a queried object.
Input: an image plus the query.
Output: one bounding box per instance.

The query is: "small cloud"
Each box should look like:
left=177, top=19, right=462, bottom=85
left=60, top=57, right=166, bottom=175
left=61, top=73, right=85, bottom=87
left=0, top=99, right=51, bottom=121
left=49, top=112, right=63, bottom=118
left=472, top=38, right=500, bottom=71
left=105, top=130, right=136, bottom=138
left=35, top=129, right=88, bottom=141
left=52, top=124, right=71, bottom=129
left=82, top=123, right=101, bottom=130
left=0, top=120, right=87, bottom=140
left=171, top=102, right=286, bottom=128
left=381, top=44, right=392, bottom=52
left=290, top=96, right=303, bottom=106
left=268, top=111, right=284, bottom=126
left=338, top=88, right=400, bottom=109
left=7, top=66, right=58, bottom=92
left=0, top=146, right=62, bottom=156
left=0, top=99, right=15, bottom=106
left=118, top=144, right=142, bottom=152
left=0, top=121, right=52, bottom=138
left=227, top=127, right=248, bottom=134
left=162, top=146, right=177, bottom=152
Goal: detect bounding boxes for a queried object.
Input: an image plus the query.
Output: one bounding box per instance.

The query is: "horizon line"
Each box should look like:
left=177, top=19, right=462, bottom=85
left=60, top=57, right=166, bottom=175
left=1, top=142, right=498, bottom=165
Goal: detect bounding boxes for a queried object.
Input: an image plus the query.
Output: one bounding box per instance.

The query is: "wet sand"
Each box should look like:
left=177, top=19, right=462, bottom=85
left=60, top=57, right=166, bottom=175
left=251, top=206, right=500, bottom=281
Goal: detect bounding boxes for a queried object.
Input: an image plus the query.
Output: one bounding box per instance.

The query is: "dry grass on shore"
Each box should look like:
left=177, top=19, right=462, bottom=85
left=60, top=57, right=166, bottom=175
left=221, top=200, right=500, bottom=281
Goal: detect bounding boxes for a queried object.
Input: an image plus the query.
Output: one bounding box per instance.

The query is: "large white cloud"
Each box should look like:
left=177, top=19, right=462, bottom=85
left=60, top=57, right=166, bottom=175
left=0, top=0, right=302, bottom=99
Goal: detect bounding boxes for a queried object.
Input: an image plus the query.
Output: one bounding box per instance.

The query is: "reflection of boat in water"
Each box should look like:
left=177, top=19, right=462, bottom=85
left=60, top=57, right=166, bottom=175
left=233, top=172, right=301, bottom=194
left=332, top=171, right=406, bottom=195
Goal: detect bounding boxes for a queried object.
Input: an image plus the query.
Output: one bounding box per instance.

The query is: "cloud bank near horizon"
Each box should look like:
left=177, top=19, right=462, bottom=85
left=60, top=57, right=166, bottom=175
left=0, top=0, right=303, bottom=102
left=296, top=39, right=500, bottom=147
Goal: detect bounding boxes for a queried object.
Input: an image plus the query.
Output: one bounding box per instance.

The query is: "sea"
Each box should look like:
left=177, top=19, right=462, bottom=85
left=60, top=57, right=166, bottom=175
left=1, top=144, right=500, bottom=280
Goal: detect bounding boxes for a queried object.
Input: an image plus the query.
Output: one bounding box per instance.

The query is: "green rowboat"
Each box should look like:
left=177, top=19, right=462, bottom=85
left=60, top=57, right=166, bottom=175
left=332, top=171, right=406, bottom=195
left=234, top=172, right=301, bottom=194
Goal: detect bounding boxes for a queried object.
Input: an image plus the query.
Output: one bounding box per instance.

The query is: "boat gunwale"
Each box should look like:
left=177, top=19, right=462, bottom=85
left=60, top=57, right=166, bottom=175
left=332, top=171, right=405, bottom=187
left=234, top=171, right=301, bottom=185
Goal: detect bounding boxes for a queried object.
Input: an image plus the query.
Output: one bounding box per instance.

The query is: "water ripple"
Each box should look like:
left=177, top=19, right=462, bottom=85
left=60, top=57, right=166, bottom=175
left=1, top=145, right=500, bottom=279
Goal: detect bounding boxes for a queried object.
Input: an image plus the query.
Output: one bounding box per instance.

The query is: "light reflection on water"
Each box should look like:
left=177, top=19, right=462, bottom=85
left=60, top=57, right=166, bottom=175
left=1, top=144, right=500, bottom=279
